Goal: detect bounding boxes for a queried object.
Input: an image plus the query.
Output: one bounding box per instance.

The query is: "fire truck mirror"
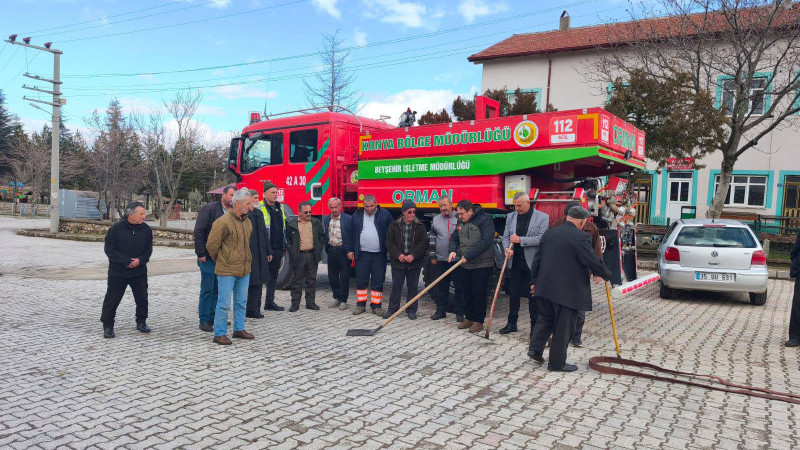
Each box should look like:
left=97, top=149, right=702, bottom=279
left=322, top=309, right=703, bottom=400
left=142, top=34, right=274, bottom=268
left=228, top=138, right=241, bottom=167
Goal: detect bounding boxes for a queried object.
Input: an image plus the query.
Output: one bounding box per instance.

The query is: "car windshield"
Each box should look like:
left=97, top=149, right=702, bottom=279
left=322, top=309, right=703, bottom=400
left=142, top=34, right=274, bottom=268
left=673, top=226, right=757, bottom=248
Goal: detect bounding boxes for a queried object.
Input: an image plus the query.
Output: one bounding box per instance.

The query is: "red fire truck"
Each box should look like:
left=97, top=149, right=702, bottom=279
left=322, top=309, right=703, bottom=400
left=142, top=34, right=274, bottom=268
left=227, top=97, right=646, bottom=288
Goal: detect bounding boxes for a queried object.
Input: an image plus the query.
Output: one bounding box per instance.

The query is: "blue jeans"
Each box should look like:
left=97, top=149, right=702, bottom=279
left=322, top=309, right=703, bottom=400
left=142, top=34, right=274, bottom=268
left=198, top=259, right=218, bottom=324
left=214, top=274, right=250, bottom=336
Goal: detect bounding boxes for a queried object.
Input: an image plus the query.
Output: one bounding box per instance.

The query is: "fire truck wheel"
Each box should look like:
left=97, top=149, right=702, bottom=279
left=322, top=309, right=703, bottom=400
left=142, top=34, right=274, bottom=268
left=276, top=255, right=293, bottom=290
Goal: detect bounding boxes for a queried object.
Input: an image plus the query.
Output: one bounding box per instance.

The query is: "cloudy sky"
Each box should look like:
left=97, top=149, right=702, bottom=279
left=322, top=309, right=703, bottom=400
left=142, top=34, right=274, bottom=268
left=0, top=0, right=635, bottom=143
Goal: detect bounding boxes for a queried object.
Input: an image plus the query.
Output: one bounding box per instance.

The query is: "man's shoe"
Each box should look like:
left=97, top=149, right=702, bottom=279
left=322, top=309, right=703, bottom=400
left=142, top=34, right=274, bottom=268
left=455, top=313, right=464, bottom=323
left=372, top=307, right=384, bottom=317
left=329, top=300, right=341, bottom=308
left=306, top=303, right=320, bottom=311
left=289, top=303, right=300, bottom=312
left=245, top=311, right=265, bottom=319
left=338, top=302, right=348, bottom=311
left=468, top=322, right=483, bottom=333
left=430, top=310, right=446, bottom=320
left=353, top=306, right=366, bottom=315
left=498, top=322, right=517, bottom=335
left=264, top=303, right=285, bottom=311
left=785, top=338, right=800, bottom=347
left=232, top=330, right=255, bottom=340
left=136, top=323, right=151, bottom=333
left=382, top=310, right=396, bottom=320
left=198, top=322, right=213, bottom=332
left=572, top=337, right=583, bottom=347
left=407, top=312, right=417, bottom=320
left=213, top=335, right=232, bottom=345
left=458, top=320, right=473, bottom=330
left=103, top=327, right=115, bottom=339
left=548, top=364, right=579, bottom=372
left=527, top=349, right=545, bottom=363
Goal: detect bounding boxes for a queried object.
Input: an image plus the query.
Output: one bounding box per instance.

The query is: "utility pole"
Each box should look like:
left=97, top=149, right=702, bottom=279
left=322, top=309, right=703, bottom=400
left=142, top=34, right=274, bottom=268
left=5, top=35, right=63, bottom=234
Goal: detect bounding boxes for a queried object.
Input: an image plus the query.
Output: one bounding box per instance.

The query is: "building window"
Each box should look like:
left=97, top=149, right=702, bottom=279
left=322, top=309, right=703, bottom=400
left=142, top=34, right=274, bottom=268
left=721, top=77, right=768, bottom=115
left=713, top=175, right=767, bottom=207
left=505, top=88, right=540, bottom=106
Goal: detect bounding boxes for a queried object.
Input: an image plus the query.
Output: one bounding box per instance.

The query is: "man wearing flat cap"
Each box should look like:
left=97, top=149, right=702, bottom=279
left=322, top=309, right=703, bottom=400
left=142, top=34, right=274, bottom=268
left=385, top=199, right=428, bottom=320
left=528, top=205, right=611, bottom=372
left=552, top=200, right=603, bottom=347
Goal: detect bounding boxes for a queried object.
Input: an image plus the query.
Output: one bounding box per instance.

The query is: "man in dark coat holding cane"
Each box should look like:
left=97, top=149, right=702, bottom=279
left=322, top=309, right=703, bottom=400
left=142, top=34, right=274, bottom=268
left=528, top=206, right=611, bottom=372
left=246, top=190, right=272, bottom=318
left=786, top=232, right=800, bottom=347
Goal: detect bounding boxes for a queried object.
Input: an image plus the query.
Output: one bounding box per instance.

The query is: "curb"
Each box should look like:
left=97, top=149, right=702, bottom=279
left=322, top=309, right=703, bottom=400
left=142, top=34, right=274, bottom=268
left=17, top=229, right=193, bottom=249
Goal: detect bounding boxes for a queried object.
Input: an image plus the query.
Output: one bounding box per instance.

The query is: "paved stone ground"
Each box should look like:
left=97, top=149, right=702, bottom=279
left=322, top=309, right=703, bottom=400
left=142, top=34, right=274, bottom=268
left=1, top=216, right=799, bottom=449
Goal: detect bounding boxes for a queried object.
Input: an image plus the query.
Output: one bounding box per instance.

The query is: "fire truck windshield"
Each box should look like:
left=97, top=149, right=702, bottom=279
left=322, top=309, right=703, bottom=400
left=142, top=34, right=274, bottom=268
left=242, top=132, right=283, bottom=173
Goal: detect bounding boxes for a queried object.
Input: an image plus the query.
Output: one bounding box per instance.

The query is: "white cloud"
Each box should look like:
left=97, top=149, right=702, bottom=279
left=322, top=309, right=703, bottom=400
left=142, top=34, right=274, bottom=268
left=209, top=85, right=278, bottom=100
left=457, top=0, right=508, bottom=23
left=361, top=0, right=431, bottom=28
left=353, top=28, right=367, bottom=47
left=208, top=0, right=232, bottom=9
left=357, top=88, right=474, bottom=124
left=311, top=0, right=341, bottom=18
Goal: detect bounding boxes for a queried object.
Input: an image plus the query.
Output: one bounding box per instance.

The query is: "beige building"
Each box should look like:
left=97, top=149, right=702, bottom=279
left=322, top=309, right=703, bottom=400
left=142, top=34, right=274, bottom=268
left=468, top=11, right=800, bottom=226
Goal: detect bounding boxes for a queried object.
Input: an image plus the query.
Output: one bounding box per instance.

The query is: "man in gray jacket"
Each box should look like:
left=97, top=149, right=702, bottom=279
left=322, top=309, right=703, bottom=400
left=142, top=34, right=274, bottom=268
left=428, top=195, right=464, bottom=321
left=499, top=191, right=549, bottom=334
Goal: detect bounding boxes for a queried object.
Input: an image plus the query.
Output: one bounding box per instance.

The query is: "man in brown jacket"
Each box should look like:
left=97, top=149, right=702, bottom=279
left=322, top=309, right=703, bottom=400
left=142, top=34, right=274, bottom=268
left=385, top=200, right=428, bottom=320
left=205, top=188, right=255, bottom=345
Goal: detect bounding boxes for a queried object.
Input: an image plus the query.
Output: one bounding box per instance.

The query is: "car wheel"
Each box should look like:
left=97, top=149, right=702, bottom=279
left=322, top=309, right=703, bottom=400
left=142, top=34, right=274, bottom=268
left=659, top=281, right=674, bottom=299
left=749, top=291, right=767, bottom=306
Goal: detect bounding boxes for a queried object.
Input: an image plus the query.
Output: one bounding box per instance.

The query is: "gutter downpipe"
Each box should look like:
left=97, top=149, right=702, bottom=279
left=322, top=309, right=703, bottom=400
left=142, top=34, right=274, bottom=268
left=545, top=53, right=552, bottom=111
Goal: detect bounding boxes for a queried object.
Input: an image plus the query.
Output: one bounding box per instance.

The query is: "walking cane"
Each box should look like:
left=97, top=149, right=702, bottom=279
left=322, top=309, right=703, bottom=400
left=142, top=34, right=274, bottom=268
left=605, top=281, right=622, bottom=358
left=483, top=243, right=513, bottom=339
left=347, top=258, right=466, bottom=337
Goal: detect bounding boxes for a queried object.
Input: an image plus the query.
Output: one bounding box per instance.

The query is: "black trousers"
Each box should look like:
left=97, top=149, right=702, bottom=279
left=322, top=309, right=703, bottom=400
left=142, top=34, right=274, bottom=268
left=529, top=296, right=578, bottom=370
left=327, top=246, right=351, bottom=303
left=463, top=266, right=492, bottom=324
left=790, top=278, right=800, bottom=341
left=246, top=283, right=264, bottom=313
left=100, top=275, right=148, bottom=328
left=433, top=261, right=465, bottom=315
left=507, top=257, right=535, bottom=326
left=573, top=310, right=586, bottom=341
left=265, top=249, right=283, bottom=307
left=388, top=266, right=421, bottom=314
left=290, top=251, right=318, bottom=305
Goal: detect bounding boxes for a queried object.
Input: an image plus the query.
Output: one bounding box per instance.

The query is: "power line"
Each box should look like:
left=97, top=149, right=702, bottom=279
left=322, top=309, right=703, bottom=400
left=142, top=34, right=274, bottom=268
left=32, top=0, right=228, bottom=39
left=21, top=1, right=185, bottom=34
left=61, top=0, right=599, bottom=77
left=55, top=0, right=310, bottom=44
left=0, top=46, right=21, bottom=76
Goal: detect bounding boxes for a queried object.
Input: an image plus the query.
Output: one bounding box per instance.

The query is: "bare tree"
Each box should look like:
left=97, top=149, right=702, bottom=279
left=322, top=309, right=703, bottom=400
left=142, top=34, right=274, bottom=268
left=136, top=90, right=211, bottom=227
left=1, top=130, right=49, bottom=214
left=303, top=30, right=362, bottom=113
left=593, top=0, right=800, bottom=217
left=87, top=99, right=142, bottom=220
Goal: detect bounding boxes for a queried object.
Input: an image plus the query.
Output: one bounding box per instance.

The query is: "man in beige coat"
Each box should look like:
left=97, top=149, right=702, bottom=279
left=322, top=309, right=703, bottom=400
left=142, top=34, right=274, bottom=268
left=206, top=188, right=254, bottom=345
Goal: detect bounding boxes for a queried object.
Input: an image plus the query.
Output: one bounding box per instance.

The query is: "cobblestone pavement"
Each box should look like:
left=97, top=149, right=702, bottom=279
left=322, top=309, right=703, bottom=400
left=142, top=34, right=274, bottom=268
left=1, top=216, right=799, bottom=449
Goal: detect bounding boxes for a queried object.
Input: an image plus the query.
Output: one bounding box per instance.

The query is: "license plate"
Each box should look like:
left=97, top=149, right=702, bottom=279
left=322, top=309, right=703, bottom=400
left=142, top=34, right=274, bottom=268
left=696, top=272, right=735, bottom=282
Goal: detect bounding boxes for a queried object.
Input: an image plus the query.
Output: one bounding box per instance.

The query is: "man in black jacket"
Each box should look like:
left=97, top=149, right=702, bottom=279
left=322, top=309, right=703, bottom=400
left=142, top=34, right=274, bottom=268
left=193, top=185, right=235, bottom=332
left=261, top=181, right=287, bottom=312
left=100, top=202, right=154, bottom=338
left=286, top=201, right=325, bottom=311
left=528, top=206, right=612, bottom=372
left=448, top=200, right=496, bottom=334
left=245, top=190, right=273, bottom=319
left=322, top=197, right=354, bottom=310
left=385, top=200, right=428, bottom=320
left=786, top=232, right=800, bottom=347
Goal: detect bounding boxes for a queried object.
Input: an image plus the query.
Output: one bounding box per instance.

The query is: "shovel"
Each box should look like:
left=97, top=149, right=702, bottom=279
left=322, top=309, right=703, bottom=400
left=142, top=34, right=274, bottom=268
left=483, top=243, right=513, bottom=339
left=347, top=258, right=466, bottom=336
left=605, top=281, right=622, bottom=358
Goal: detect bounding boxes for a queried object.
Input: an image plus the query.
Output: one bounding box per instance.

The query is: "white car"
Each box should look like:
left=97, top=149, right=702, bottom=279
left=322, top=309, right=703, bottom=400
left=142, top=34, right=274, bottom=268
left=657, top=219, right=768, bottom=305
